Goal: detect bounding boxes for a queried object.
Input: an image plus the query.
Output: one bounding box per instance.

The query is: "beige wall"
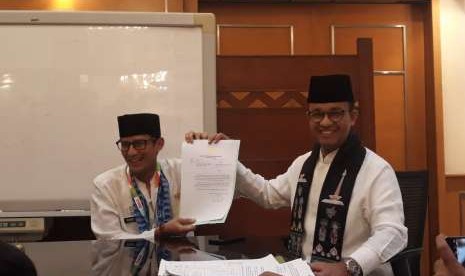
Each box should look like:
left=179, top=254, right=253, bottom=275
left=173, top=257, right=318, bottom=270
left=440, top=0, right=465, bottom=175
left=438, top=0, right=465, bottom=237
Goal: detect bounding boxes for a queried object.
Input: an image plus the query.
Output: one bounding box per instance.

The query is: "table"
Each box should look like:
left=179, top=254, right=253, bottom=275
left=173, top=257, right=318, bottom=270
left=19, top=236, right=291, bottom=275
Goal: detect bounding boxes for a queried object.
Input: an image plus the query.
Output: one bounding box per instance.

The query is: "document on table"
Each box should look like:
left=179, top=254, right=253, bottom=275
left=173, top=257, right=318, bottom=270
left=180, top=140, right=240, bottom=225
left=158, top=254, right=314, bottom=276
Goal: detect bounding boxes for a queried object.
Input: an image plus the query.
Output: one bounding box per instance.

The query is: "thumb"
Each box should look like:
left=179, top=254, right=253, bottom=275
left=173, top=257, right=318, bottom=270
left=310, top=262, right=323, bottom=272
left=436, top=234, right=463, bottom=271
left=177, top=217, right=196, bottom=225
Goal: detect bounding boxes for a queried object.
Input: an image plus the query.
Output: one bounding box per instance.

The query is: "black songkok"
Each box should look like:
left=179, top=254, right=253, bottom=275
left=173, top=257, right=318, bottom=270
left=117, top=113, right=161, bottom=138
left=307, top=74, right=354, bottom=103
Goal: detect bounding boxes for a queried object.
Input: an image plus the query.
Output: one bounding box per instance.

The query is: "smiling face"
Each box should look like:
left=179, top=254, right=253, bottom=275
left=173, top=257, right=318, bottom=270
left=307, top=101, right=358, bottom=155
left=118, top=134, right=164, bottom=180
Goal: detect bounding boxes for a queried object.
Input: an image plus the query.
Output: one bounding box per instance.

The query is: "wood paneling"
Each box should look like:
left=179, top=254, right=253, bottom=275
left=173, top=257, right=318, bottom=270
left=443, top=175, right=465, bottom=235
left=218, top=25, right=293, bottom=55
left=183, top=0, right=198, bottom=12
left=334, top=27, right=404, bottom=70
left=423, top=0, right=444, bottom=271
left=201, top=3, right=427, bottom=171
left=374, top=75, right=406, bottom=169
left=201, top=40, right=375, bottom=239
left=202, top=2, right=432, bottom=273
left=334, top=26, right=407, bottom=170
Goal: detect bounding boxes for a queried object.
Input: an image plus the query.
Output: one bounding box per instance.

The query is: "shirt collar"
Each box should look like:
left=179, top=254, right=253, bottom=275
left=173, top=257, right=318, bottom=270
left=319, top=148, right=339, bottom=164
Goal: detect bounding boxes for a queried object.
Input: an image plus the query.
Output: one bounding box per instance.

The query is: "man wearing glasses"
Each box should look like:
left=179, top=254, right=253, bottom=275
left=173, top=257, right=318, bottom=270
left=91, top=113, right=195, bottom=240
left=189, top=74, right=407, bottom=276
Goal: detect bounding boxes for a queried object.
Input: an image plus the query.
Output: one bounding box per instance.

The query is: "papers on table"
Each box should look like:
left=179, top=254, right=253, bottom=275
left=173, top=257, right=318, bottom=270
left=274, top=258, right=315, bottom=276
left=180, top=140, right=240, bottom=225
left=158, top=254, right=314, bottom=276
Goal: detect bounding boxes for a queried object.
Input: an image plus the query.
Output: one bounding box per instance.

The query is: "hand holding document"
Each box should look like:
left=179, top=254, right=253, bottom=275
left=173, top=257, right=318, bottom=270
left=180, top=140, right=240, bottom=225
left=158, top=254, right=314, bottom=276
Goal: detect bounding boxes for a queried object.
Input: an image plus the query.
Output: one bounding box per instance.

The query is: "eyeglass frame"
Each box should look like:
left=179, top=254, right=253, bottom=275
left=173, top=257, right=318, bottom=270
left=305, top=108, right=351, bottom=123
left=115, top=137, right=158, bottom=152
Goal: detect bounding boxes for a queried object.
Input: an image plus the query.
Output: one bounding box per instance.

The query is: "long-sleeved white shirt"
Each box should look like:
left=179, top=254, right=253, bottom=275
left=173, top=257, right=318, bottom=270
left=235, top=148, right=408, bottom=276
left=90, top=159, right=182, bottom=240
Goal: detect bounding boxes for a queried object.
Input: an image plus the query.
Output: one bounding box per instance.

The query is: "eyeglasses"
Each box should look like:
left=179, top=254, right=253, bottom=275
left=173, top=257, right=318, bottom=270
left=116, top=138, right=156, bottom=151
left=306, top=109, right=347, bottom=123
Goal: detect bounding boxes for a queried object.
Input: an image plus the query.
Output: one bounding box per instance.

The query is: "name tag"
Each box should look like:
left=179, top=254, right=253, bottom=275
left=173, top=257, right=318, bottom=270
left=124, top=216, right=136, bottom=224
left=124, top=240, right=137, bottom=247
left=124, top=240, right=147, bottom=248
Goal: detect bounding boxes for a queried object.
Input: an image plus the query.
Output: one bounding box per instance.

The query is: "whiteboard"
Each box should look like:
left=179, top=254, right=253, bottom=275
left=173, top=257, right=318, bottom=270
left=0, top=11, right=216, bottom=215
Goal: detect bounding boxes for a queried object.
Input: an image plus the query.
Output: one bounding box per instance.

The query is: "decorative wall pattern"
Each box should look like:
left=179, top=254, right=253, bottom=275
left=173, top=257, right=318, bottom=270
left=217, top=90, right=307, bottom=109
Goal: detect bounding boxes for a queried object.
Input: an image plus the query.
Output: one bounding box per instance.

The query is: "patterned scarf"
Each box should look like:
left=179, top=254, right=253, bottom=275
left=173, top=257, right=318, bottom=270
left=288, top=132, right=366, bottom=261
left=130, top=165, right=173, bottom=233
left=155, top=171, right=172, bottom=226
left=129, top=240, right=151, bottom=276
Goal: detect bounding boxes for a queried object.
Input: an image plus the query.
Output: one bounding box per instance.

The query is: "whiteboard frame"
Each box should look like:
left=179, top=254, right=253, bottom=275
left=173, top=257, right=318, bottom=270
left=0, top=11, right=216, bottom=217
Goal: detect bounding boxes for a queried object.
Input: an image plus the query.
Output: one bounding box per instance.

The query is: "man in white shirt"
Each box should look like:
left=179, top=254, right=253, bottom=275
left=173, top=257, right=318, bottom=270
left=187, top=74, right=407, bottom=276
left=91, top=113, right=195, bottom=240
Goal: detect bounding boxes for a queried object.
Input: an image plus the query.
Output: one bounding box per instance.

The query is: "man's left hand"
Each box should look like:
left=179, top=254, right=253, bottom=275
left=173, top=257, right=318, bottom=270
left=258, top=272, right=282, bottom=276
left=310, top=261, right=348, bottom=276
left=184, top=131, right=230, bottom=144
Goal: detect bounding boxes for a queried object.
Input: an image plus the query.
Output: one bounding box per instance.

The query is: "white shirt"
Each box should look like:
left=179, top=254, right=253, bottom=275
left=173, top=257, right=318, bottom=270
left=91, top=240, right=156, bottom=276
left=90, top=159, right=182, bottom=240
left=235, top=148, right=407, bottom=276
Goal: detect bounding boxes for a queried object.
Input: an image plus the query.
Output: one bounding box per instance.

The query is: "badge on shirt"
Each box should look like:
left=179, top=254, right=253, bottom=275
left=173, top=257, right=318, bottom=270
left=124, top=240, right=138, bottom=247
left=124, top=216, right=136, bottom=224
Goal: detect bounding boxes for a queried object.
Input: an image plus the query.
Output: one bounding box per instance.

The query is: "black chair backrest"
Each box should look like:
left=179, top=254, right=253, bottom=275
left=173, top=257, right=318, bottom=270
left=388, top=171, right=428, bottom=276
left=395, top=171, right=428, bottom=250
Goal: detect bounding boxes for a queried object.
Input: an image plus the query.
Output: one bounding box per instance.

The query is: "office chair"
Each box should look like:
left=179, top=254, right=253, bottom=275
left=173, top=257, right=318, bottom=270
left=390, top=171, right=428, bottom=276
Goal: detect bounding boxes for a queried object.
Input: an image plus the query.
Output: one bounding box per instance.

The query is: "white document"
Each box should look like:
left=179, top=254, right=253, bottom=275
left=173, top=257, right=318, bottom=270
left=180, top=140, right=240, bottom=225
left=273, top=259, right=314, bottom=276
left=158, top=255, right=314, bottom=276
left=159, top=254, right=278, bottom=276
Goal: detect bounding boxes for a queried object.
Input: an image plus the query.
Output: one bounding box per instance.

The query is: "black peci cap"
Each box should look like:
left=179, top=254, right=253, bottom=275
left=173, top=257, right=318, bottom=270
left=117, top=113, right=161, bottom=138
left=307, top=74, right=354, bottom=103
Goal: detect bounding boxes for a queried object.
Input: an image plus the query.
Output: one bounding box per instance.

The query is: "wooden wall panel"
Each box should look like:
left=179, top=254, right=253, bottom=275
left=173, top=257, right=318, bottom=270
left=202, top=40, right=375, bottom=239
left=183, top=0, right=198, bottom=12
left=334, top=26, right=407, bottom=170
left=219, top=109, right=310, bottom=161
left=405, top=7, right=427, bottom=171
left=201, top=3, right=427, bottom=171
left=201, top=2, right=431, bottom=273
left=334, top=27, right=404, bottom=70
left=218, top=26, right=293, bottom=55
left=374, top=76, right=406, bottom=169
left=422, top=0, right=444, bottom=272
left=445, top=175, right=465, bottom=235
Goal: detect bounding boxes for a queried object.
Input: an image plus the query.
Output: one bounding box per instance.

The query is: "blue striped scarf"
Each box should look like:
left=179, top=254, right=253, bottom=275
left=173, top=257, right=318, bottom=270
left=156, top=171, right=172, bottom=225
left=131, top=169, right=173, bottom=233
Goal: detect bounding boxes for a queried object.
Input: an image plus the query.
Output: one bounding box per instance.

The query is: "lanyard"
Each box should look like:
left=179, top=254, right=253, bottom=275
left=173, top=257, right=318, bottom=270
left=125, top=163, right=161, bottom=225
left=130, top=241, right=151, bottom=276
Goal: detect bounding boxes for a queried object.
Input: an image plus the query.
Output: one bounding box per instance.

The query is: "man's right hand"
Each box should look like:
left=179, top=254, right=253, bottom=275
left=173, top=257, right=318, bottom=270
left=435, top=234, right=465, bottom=276
left=156, top=217, right=196, bottom=238
left=184, top=131, right=230, bottom=144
